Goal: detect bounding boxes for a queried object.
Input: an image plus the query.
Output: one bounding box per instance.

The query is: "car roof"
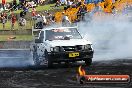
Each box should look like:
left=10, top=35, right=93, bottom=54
left=41, top=26, right=78, bottom=31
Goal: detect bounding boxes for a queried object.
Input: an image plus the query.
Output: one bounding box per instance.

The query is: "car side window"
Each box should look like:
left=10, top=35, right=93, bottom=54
left=39, top=31, right=44, bottom=42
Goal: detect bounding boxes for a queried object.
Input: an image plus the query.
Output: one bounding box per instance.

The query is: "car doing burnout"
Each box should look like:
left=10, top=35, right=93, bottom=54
left=30, top=27, right=94, bottom=67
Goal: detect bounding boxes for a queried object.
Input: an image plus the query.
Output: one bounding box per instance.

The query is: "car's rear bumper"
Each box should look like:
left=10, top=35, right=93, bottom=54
left=47, top=50, right=94, bottom=62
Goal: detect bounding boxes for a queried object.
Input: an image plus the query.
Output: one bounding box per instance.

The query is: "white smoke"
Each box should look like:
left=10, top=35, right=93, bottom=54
left=79, top=14, right=132, bottom=61
left=0, top=50, right=34, bottom=67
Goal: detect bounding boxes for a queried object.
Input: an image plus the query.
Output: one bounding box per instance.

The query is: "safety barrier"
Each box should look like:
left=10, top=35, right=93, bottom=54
left=0, top=41, right=31, bottom=49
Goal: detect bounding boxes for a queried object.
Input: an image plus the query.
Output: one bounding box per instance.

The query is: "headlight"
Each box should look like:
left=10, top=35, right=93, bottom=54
left=84, top=44, right=91, bottom=49
left=81, top=45, right=85, bottom=50
left=50, top=47, right=54, bottom=51
left=60, top=46, right=64, bottom=51
left=50, top=47, right=60, bottom=52
left=54, top=47, right=60, bottom=52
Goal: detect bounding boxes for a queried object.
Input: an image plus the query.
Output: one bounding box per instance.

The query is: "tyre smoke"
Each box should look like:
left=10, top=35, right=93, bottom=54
left=0, top=50, right=34, bottom=67
left=79, top=14, right=132, bottom=61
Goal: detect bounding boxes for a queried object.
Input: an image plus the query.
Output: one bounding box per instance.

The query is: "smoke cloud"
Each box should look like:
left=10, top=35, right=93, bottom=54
left=0, top=50, right=34, bottom=67
left=79, top=13, right=132, bottom=61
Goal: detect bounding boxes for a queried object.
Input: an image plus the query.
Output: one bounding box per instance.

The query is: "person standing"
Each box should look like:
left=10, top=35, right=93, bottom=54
left=2, top=0, right=6, bottom=10
left=2, top=16, right=6, bottom=30
left=32, top=7, right=36, bottom=19
left=13, top=0, right=17, bottom=10
left=11, top=14, right=16, bottom=30
left=62, top=12, right=71, bottom=26
left=1, top=12, right=7, bottom=30
left=18, top=17, right=26, bottom=30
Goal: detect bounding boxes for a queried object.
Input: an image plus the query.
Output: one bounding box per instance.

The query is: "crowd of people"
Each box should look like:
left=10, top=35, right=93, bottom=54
left=0, top=0, right=45, bottom=30
left=0, top=0, right=132, bottom=30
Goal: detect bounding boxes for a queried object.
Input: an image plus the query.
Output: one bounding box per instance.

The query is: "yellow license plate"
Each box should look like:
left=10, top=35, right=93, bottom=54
left=69, top=52, right=79, bottom=57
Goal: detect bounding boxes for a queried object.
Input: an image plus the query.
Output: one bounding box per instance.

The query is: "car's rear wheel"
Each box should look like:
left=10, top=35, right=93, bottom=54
left=85, top=58, right=92, bottom=66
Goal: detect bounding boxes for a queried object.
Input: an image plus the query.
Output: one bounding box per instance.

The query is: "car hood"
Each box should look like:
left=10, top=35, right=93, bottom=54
left=46, top=39, right=92, bottom=47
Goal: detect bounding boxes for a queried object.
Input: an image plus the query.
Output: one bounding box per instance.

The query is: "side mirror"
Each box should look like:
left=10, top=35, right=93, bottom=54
left=35, top=39, right=42, bottom=43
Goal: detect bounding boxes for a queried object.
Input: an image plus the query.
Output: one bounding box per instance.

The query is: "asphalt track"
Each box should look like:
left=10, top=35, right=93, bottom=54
left=0, top=50, right=132, bottom=88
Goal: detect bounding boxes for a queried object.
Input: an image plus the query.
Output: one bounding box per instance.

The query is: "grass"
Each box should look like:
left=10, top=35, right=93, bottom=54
left=14, top=4, right=63, bottom=13
left=0, top=3, right=63, bottom=30
left=0, top=1, right=63, bottom=41
left=0, top=35, right=32, bottom=41
left=6, top=0, right=13, bottom=2
left=0, top=20, right=33, bottom=30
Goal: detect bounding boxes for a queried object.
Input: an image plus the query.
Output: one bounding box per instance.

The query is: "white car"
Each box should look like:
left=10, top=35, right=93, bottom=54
left=30, top=27, right=94, bottom=67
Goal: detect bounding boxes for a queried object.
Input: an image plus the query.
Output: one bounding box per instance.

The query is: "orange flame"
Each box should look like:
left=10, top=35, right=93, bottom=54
left=78, top=66, right=86, bottom=76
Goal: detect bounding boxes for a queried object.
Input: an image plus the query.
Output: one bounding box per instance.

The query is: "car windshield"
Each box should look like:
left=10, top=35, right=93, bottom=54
left=45, top=28, right=82, bottom=40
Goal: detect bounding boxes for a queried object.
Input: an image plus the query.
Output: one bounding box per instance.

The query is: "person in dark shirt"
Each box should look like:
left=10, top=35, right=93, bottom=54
left=77, top=5, right=87, bottom=21
left=13, top=0, right=17, bottom=10
left=20, top=10, right=26, bottom=17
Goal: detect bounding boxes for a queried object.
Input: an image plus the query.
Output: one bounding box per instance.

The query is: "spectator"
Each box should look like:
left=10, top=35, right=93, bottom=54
left=20, top=0, right=25, bottom=4
left=51, top=15, right=55, bottom=23
left=2, top=0, right=6, bottom=10
left=41, top=14, right=47, bottom=27
left=2, top=12, right=7, bottom=19
left=67, top=0, right=73, bottom=6
left=35, top=14, right=43, bottom=29
left=64, top=0, right=73, bottom=9
left=112, top=6, right=117, bottom=15
left=60, top=0, right=67, bottom=5
left=46, top=12, right=53, bottom=25
left=55, top=0, right=61, bottom=7
left=18, top=17, right=26, bottom=29
left=76, top=0, right=81, bottom=7
left=19, top=0, right=25, bottom=9
left=13, top=0, right=17, bottom=10
left=35, top=0, right=39, bottom=5
left=71, top=2, right=76, bottom=8
left=11, top=15, right=16, bottom=30
left=28, top=1, right=36, bottom=8
left=39, top=0, right=45, bottom=5
left=62, top=12, right=71, bottom=26
left=23, top=4, right=29, bottom=12
left=77, top=5, right=87, bottom=21
left=1, top=16, right=6, bottom=30
left=32, top=7, right=37, bottom=18
left=20, top=10, right=26, bottom=17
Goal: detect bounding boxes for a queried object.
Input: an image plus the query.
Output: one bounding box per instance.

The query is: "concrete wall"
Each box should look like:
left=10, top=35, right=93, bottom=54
left=0, top=30, right=32, bottom=35
left=0, top=41, right=31, bottom=49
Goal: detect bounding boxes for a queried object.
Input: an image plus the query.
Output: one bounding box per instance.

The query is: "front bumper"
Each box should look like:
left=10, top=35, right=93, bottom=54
left=47, top=50, right=94, bottom=62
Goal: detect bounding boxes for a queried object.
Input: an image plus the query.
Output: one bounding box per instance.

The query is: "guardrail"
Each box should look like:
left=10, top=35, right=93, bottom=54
left=0, top=41, right=31, bottom=49
left=0, top=29, right=32, bottom=35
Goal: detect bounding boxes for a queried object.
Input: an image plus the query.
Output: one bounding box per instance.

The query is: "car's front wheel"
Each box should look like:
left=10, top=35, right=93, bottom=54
left=33, top=50, right=40, bottom=66
left=44, top=50, right=53, bottom=68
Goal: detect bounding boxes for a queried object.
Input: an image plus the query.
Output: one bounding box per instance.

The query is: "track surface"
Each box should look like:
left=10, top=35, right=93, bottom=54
left=0, top=50, right=132, bottom=88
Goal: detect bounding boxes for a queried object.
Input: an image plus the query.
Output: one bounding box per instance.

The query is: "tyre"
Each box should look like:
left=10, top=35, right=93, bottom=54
left=33, top=51, right=40, bottom=66
left=85, top=58, right=92, bottom=66
left=32, top=45, right=41, bottom=66
left=44, top=50, right=53, bottom=68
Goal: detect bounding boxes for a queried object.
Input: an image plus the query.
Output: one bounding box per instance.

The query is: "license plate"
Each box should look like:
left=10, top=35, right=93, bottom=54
left=69, top=52, right=79, bottom=57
